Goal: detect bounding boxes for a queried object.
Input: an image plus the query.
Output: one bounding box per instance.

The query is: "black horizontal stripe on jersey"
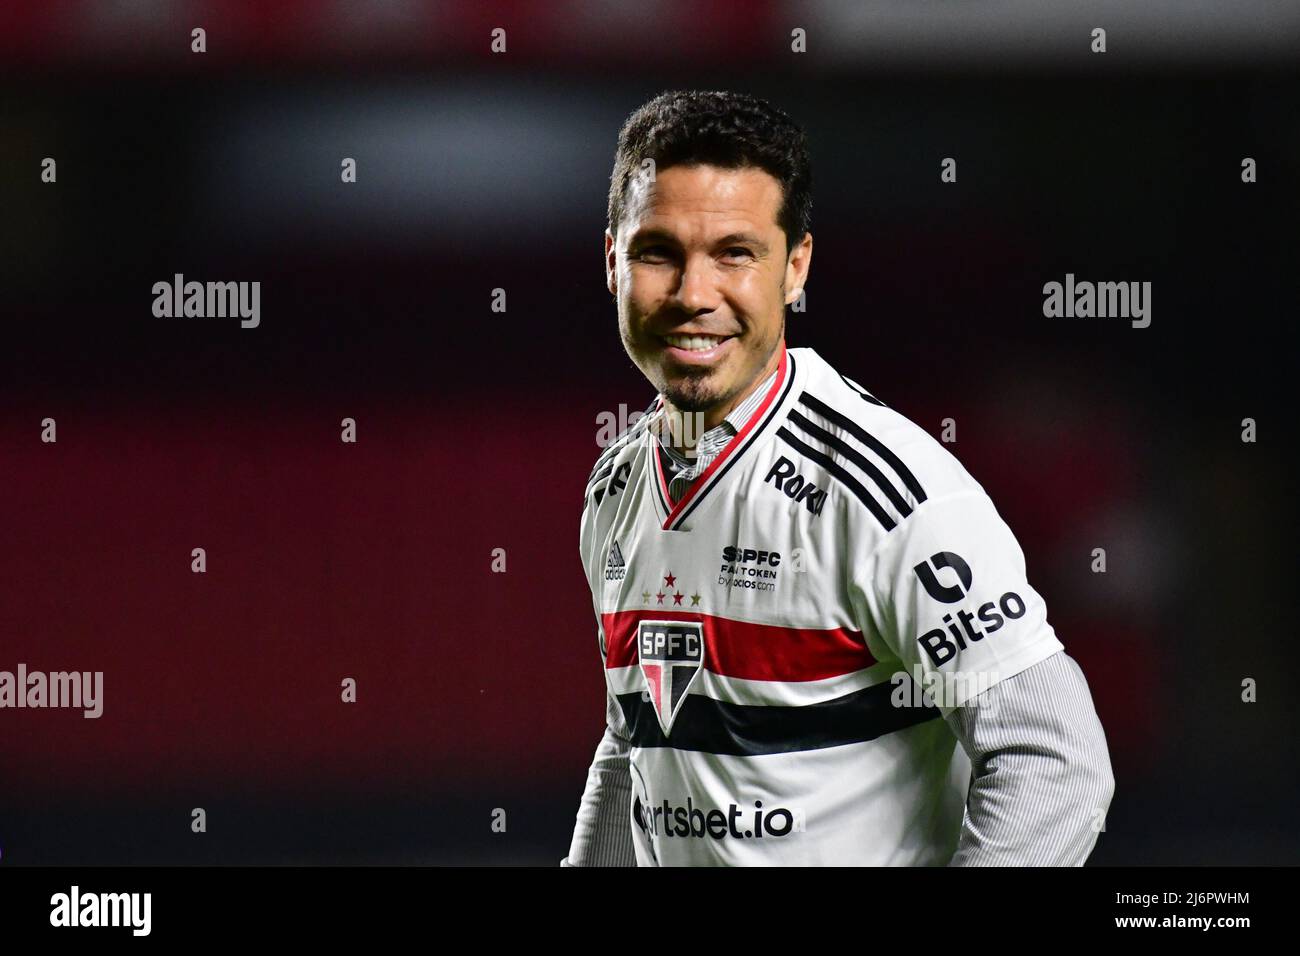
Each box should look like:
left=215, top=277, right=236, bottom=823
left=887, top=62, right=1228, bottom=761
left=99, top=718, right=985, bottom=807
left=615, top=679, right=941, bottom=756
left=671, top=352, right=798, bottom=529
left=776, top=425, right=897, bottom=531
left=786, top=408, right=913, bottom=519
left=797, top=392, right=927, bottom=504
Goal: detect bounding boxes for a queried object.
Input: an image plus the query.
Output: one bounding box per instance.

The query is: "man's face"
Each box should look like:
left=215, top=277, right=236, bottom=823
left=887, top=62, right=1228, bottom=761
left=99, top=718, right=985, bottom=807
left=605, top=164, right=812, bottom=426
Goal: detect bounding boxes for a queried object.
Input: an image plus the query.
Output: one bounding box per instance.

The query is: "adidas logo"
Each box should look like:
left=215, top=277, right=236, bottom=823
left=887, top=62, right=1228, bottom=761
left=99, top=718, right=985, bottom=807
left=605, top=540, right=627, bottom=581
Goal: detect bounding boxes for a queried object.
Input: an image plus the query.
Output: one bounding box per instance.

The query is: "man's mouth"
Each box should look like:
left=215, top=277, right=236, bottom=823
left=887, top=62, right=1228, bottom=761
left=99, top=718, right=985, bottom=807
left=659, top=332, right=736, bottom=364
left=662, top=333, right=731, bottom=351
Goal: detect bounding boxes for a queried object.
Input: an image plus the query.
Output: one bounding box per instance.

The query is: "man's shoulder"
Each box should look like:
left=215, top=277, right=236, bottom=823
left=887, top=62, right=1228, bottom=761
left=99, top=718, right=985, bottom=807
left=583, top=394, right=658, bottom=510
left=784, top=347, right=982, bottom=514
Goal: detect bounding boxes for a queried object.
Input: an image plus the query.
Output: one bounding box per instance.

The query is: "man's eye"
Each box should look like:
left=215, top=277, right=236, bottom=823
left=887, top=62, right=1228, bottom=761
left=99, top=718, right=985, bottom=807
left=635, top=245, right=672, bottom=261
left=722, top=247, right=754, bottom=261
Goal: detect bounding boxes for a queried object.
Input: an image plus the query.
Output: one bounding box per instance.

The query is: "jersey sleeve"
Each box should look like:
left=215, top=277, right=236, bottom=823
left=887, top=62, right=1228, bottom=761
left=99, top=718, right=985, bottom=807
left=562, top=689, right=637, bottom=866
left=563, top=466, right=638, bottom=866
left=581, top=490, right=634, bottom=739
left=579, top=480, right=600, bottom=596
left=851, top=488, right=1064, bottom=716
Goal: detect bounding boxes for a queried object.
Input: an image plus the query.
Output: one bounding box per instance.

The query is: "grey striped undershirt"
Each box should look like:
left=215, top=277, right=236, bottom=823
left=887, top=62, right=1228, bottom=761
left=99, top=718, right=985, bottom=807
left=564, top=372, right=1115, bottom=866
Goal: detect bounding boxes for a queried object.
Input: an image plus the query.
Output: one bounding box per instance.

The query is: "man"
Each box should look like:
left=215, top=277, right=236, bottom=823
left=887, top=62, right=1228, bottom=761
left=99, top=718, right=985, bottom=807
left=563, top=90, right=1114, bottom=866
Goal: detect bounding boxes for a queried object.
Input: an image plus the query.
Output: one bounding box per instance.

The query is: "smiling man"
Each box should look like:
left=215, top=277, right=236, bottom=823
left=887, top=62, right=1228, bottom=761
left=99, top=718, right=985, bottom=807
left=563, top=90, right=1114, bottom=866
left=613, top=160, right=801, bottom=445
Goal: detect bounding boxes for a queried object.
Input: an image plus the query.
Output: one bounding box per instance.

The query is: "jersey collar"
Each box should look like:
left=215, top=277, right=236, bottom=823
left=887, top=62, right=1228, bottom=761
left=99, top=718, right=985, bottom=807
left=649, top=340, right=794, bottom=531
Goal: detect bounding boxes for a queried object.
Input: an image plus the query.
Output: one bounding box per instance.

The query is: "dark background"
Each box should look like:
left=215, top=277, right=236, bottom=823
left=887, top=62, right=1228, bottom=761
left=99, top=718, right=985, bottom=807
left=1, top=1, right=1296, bottom=864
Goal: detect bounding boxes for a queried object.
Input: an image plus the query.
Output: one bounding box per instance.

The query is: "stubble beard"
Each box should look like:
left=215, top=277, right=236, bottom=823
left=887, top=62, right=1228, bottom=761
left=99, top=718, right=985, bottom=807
left=661, top=367, right=728, bottom=414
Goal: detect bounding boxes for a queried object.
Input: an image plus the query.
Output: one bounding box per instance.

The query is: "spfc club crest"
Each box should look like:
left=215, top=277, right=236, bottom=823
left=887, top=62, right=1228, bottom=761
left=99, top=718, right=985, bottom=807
left=637, top=620, right=704, bottom=736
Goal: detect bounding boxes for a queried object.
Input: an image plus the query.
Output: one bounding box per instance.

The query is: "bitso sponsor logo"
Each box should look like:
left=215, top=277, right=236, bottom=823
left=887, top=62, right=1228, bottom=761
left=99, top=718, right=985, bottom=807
left=913, top=551, right=973, bottom=603
left=912, top=551, right=1026, bottom=666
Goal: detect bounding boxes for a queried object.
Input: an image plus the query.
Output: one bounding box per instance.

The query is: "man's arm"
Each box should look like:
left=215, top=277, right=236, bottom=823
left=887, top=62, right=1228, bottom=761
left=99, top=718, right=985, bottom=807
left=561, top=691, right=637, bottom=867
left=943, top=650, right=1115, bottom=866
left=565, top=471, right=638, bottom=866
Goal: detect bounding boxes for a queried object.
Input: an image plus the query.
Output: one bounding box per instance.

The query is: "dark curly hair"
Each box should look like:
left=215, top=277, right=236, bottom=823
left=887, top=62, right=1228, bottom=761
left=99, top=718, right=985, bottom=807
left=607, top=90, right=812, bottom=255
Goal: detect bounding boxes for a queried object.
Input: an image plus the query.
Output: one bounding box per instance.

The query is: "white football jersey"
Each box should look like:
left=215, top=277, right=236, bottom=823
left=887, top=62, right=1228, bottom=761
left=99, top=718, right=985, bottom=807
left=580, top=342, right=1064, bottom=865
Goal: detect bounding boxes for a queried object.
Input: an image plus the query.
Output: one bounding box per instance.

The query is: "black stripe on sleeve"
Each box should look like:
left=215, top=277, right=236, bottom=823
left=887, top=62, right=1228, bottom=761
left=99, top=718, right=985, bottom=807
left=587, top=462, right=614, bottom=491
left=838, top=372, right=887, bottom=406
left=797, top=392, right=927, bottom=504
left=776, top=426, right=897, bottom=532
left=786, top=408, right=913, bottom=519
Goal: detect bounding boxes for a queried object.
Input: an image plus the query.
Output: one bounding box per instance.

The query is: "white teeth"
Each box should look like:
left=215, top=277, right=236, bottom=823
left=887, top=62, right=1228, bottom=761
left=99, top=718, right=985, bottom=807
left=664, top=334, right=727, bottom=351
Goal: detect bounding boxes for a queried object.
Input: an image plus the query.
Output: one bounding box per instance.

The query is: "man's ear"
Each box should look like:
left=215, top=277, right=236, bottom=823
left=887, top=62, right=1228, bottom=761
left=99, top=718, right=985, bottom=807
left=784, top=231, right=812, bottom=303
left=605, top=229, right=618, bottom=297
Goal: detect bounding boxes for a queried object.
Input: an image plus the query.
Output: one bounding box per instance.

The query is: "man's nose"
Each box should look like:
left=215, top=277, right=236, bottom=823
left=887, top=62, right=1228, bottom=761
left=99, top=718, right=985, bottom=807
left=671, top=254, right=721, bottom=314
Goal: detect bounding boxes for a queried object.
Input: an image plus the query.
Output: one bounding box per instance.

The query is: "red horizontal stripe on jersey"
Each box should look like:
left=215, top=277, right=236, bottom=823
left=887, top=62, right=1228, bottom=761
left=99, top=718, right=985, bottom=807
left=601, top=609, right=874, bottom=682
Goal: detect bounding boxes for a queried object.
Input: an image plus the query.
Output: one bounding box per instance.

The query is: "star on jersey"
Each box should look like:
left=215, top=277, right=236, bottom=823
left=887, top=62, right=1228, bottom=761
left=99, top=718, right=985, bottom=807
left=643, top=571, right=701, bottom=608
